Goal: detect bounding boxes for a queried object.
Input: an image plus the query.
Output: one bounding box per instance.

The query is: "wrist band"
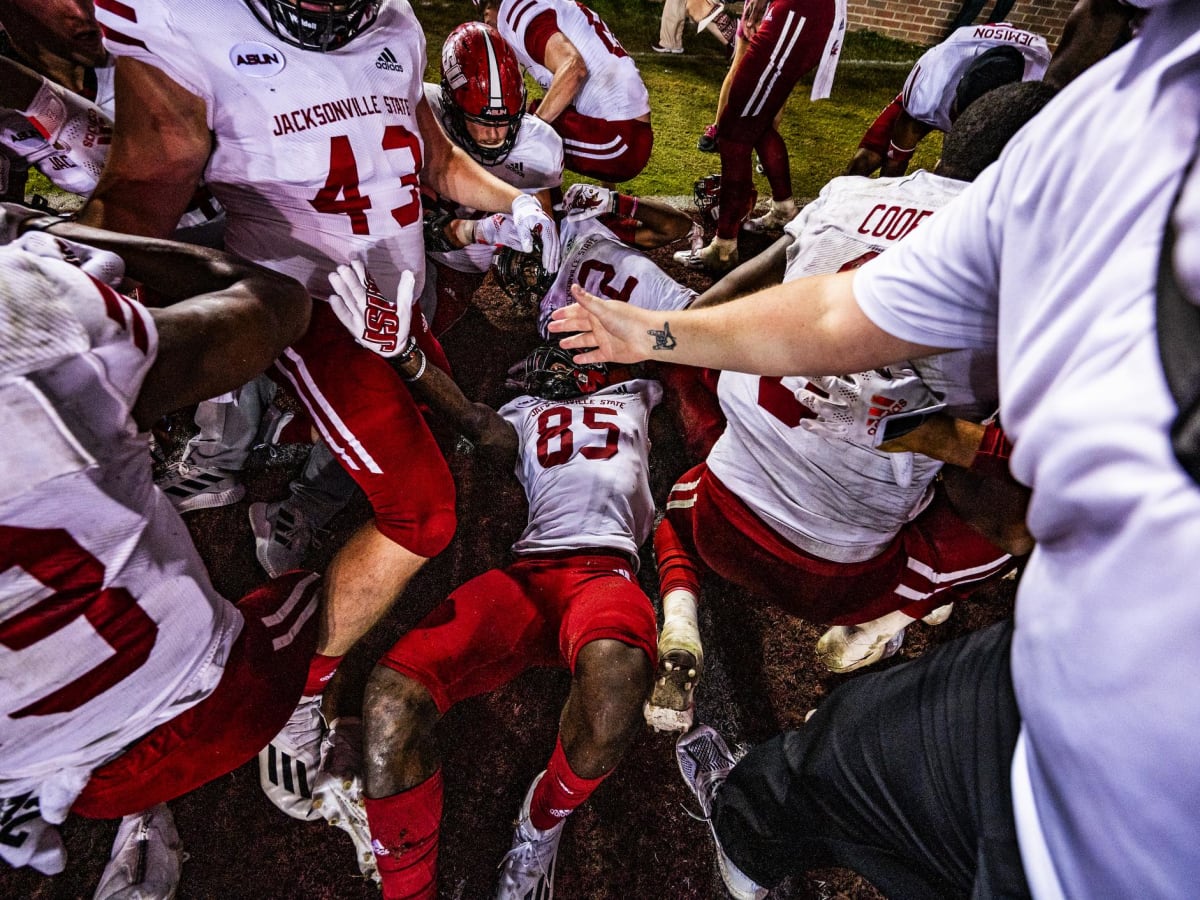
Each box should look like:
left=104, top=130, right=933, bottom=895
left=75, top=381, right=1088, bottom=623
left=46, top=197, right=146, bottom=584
left=395, top=335, right=419, bottom=364
left=401, top=349, right=427, bottom=383
left=887, top=140, right=916, bottom=161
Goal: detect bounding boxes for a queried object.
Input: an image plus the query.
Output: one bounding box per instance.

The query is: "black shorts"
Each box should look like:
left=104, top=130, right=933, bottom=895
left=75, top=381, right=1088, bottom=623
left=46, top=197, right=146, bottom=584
left=713, top=620, right=1029, bottom=898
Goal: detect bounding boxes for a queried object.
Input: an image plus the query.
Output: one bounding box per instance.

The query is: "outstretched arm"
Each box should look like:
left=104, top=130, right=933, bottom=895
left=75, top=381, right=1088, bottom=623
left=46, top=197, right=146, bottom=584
left=393, top=344, right=519, bottom=468
left=16, top=216, right=309, bottom=428
left=550, top=274, right=941, bottom=375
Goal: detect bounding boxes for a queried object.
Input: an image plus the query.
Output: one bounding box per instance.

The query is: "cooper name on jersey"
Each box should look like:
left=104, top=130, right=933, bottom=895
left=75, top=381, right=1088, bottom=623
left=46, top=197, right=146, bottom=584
left=271, top=94, right=413, bottom=136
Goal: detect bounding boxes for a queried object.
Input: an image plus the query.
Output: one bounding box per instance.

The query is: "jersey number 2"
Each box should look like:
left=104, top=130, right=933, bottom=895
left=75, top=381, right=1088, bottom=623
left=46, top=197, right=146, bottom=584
left=310, top=127, right=423, bottom=234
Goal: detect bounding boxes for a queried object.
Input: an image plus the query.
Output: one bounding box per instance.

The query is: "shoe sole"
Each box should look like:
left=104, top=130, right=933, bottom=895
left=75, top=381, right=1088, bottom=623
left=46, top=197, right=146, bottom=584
left=816, top=628, right=905, bottom=674
left=170, top=482, right=245, bottom=513
left=646, top=648, right=701, bottom=732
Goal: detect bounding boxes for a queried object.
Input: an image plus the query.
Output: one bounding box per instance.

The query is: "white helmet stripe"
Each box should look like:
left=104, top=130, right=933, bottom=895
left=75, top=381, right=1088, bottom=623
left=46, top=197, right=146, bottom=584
left=483, top=30, right=503, bottom=110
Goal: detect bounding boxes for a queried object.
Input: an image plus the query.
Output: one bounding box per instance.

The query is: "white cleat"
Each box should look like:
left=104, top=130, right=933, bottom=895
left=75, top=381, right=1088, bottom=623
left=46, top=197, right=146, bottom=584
left=742, top=199, right=797, bottom=233
left=645, top=591, right=704, bottom=732
left=93, top=804, right=183, bottom=900
left=311, top=719, right=379, bottom=885
left=258, top=694, right=326, bottom=821
left=495, top=772, right=563, bottom=900
left=921, top=602, right=954, bottom=626
left=676, top=727, right=768, bottom=900
left=815, top=610, right=916, bottom=674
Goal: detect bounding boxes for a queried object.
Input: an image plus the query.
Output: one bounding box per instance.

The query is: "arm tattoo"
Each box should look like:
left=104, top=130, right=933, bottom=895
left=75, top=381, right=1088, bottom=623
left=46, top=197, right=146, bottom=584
left=649, top=321, right=677, bottom=351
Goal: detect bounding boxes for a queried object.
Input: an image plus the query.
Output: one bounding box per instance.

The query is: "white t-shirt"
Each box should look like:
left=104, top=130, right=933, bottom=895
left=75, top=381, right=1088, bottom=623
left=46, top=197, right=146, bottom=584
left=95, top=0, right=429, bottom=299
left=0, top=242, right=239, bottom=822
left=423, top=82, right=562, bottom=274
left=902, top=24, right=1050, bottom=132
left=538, top=215, right=696, bottom=336
left=503, top=379, right=661, bottom=559
left=855, top=4, right=1200, bottom=895
left=496, top=0, right=651, bottom=121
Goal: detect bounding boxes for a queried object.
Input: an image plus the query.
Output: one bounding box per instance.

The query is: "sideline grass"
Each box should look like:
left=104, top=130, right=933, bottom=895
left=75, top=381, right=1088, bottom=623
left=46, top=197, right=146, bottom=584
left=25, top=6, right=939, bottom=205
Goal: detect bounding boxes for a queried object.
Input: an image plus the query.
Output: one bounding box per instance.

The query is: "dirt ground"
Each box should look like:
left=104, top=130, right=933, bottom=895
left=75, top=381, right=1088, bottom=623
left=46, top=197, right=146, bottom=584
left=4, top=228, right=1015, bottom=900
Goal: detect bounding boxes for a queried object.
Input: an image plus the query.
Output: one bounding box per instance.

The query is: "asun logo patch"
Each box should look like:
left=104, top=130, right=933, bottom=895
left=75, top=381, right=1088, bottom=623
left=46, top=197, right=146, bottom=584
left=230, top=41, right=285, bottom=77
left=376, top=48, right=404, bottom=72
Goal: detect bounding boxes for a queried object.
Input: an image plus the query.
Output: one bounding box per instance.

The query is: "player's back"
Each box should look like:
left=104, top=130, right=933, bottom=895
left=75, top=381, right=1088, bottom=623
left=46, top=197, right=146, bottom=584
left=503, top=379, right=661, bottom=559
left=539, top=216, right=695, bottom=335
left=95, top=0, right=429, bottom=299
left=497, top=0, right=650, bottom=120
left=903, top=24, right=1050, bottom=131
left=0, top=240, right=237, bottom=808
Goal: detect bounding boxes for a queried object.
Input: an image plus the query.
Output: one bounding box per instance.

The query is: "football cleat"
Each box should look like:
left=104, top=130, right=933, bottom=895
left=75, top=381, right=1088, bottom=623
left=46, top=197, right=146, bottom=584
left=673, top=237, right=739, bottom=273
left=645, top=591, right=704, bottom=732
left=310, top=718, right=380, bottom=884
left=249, top=500, right=314, bottom=579
left=440, top=23, right=527, bottom=165
left=259, top=694, right=326, bottom=821
left=92, top=803, right=183, bottom=900
left=494, top=772, right=564, bottom=900
left=676, top=727, right=768, bottom=900
left=697, top=125, right=718, bottom=154
left=157, top=462, right=244, bottom=513
left=651, top=41, right=684, bottom=54
left=743, top=199, right=797, bottom=233
left=921, top=602, right=954, bottom=626
left=815, top=610, right=915, bottom=674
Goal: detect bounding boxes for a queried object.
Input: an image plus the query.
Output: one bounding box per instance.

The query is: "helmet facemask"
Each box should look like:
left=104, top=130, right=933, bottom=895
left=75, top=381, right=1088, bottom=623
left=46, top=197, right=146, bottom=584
left=244, top=0, right=379, bottom=52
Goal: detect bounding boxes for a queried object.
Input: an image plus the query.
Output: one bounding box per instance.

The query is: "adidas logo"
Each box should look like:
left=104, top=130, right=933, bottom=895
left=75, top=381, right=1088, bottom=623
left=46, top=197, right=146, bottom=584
left=371, top=838, right=390, bottom=857
left=505, top=160, right=525, bottom=177
left=262, top=744, right=312, bottom=801
left=375, top=48, right=404, bottom=72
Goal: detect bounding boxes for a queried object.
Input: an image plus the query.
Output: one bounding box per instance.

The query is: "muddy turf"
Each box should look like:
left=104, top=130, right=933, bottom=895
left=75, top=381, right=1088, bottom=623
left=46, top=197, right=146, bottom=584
left=6, top=231, right=1015, bottom=900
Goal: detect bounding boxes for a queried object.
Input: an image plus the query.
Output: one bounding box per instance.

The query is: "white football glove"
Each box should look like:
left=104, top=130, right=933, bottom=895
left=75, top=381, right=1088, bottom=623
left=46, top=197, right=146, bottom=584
left=557, top=183, right=616, bottom=221
left=510, top=192, right=561, bottom=272
left=15, top=230, right=126, bottom=288
left=793, top=367, right=946, bottom=448
left=0, top=79, right=111, bottom=196
left=472, top=213, right=524, bottom=250
left=327, top=259, right=414, bottom=358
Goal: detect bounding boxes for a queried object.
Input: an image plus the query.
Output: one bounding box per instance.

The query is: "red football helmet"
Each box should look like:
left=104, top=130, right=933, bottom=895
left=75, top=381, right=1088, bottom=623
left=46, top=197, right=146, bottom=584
left=440, top=23, right=526, bottom=165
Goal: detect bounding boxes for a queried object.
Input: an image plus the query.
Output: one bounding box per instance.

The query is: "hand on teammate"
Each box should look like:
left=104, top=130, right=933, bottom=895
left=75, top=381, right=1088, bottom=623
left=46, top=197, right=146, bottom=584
left=793, top=368, right=946, bottom=448
left=327, top=258, right=414, bottom=358
left=510, top=192, right=561, bottom=272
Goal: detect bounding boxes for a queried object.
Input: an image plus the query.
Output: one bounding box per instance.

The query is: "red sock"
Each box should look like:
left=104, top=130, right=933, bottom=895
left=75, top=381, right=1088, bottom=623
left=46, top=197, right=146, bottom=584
left=364, top=771, right=443, bottom=900
left=302, top=653, right=343, bottom=695
left=654, top=517, right=702, bottom=598
left=528, top=737, right=608, bottom=832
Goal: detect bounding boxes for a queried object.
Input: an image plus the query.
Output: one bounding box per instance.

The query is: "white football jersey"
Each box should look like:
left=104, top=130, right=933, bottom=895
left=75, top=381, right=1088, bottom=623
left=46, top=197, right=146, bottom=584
left=503, top=379, right=661, bottom=559
left=496, top=0, right=651, bottom=120
left=902, top=24, right=1050, bottom=132
left=0, top=243, right=239, bottom=815
left=538, top=215, right=695, bottom=336
left=708, top=171, right=995, bottom=560
left=423, top=82, right=563, bottom=274
left=96, top=0, right=430, bottom=299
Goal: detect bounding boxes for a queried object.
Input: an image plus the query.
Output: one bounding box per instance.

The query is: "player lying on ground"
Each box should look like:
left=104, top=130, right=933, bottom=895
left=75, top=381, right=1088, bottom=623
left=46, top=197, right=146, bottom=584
left=352, top=337, right=662, bottom=900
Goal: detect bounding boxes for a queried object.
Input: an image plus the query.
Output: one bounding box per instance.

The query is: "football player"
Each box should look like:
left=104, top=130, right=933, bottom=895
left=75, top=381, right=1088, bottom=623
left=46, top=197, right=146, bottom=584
left=677, top=0, right=847, bottom=273
left=846, top=21, right=1050, bottom=178
left=571, top=83, right=1056, bottom=733
left=479, top=0, right=653, bottom=183
left=357, top=341, right=661, bottom=900
left=82, top=0, right=560, bottom=846
left=0, top=208, right=336, bottom=897
left=421, top=21, right=563, bottom=336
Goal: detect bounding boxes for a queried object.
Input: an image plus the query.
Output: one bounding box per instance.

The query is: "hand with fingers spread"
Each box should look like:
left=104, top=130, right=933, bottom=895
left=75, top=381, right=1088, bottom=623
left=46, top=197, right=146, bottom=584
left=510, top=192, right=561, bottom=272
left=793, top=367, right=946, bottom=448
left=549, top=283, right=664, bottom=365
left=327, top=259, right=415, bottom=358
